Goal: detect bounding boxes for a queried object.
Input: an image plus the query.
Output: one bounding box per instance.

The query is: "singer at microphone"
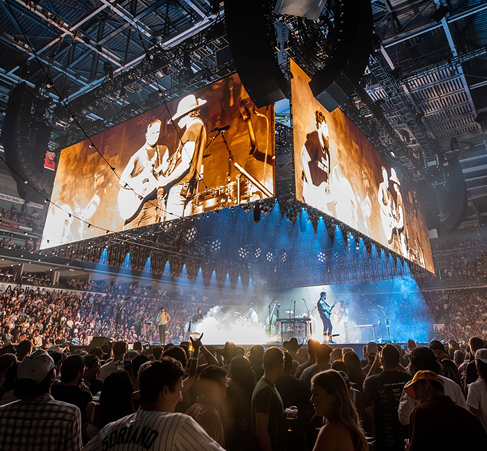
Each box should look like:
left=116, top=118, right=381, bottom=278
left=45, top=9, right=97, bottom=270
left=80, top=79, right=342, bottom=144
left=210, top=125, right=230, bottom=133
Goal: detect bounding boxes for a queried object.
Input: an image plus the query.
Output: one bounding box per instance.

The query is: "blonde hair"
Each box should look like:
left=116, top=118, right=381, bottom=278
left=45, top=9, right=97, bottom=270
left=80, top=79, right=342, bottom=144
left=312, top=369, right=368, bottom=451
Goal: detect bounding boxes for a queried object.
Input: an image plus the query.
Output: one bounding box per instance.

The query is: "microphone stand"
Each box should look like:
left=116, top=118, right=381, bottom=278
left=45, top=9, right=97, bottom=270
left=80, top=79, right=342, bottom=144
left=377, top=305, right=391, bottom=342
left=115, top=296, right=131, bottom=341
left=302, top=298, right=310, bottom=317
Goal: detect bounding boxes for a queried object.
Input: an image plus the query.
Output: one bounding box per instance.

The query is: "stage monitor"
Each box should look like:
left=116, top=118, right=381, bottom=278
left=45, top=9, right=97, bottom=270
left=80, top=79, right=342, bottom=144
left=291, top=60, right=434, bottom=272
left=41, top=73, right=275, bottom=249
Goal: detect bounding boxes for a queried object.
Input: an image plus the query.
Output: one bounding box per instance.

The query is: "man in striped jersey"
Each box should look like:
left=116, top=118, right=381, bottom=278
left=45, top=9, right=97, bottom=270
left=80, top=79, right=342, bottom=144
left=82, top=357, right=224, bottom=450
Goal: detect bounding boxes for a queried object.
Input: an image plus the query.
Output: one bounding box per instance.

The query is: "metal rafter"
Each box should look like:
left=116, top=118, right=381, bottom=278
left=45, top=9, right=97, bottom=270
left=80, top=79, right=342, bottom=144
left=9, top=0, right=123, bottom=66
left=382, top=2, right=487, bottom=47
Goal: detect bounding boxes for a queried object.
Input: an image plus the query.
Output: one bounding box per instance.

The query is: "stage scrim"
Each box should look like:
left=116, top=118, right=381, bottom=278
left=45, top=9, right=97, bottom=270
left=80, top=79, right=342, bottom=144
left=41, top=74, right=275, bottom=248
left=291, top=60, right=434, bottom=272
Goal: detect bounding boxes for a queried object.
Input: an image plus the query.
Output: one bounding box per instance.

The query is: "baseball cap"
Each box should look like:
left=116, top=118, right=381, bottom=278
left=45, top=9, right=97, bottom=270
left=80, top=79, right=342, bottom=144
left=366, top=342, right=378, bottom=356
left=475, top=348, right=487, bottom=364
left=17, top=350, right=54, bottom=383
left=123, top=351, right=140, bottom=366
left=403, top=370, right=444, bottom=397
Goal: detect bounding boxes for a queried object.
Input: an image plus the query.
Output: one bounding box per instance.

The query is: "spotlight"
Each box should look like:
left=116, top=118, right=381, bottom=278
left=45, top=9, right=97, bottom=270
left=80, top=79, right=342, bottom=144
left=281, top=251, right=288, bottom=262
left=210, top=239, right=222, bottom=254
left=238, top=247, right=249, bottom=260
left=183, top=226, right=197, bottom=243
left=266, top=252, right=274, bottom=262
left=318, top=251, right=327, bottom=263
left=254, top=247, right=261, bottom=259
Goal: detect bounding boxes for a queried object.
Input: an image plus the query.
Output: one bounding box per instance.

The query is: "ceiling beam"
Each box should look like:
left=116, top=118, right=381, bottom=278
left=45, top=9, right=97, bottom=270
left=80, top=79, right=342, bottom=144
left=383, top=3, right=487, bottom=48
left=10, top=0, right=123, bottom=66
left=0, top=30, right=88, bottom=86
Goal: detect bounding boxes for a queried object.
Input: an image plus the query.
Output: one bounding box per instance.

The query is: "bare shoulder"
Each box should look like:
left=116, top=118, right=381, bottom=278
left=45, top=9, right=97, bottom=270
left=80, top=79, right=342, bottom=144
left=314, top=424, right=337, bottom=451
left=314, top=423, right=356, bottom=451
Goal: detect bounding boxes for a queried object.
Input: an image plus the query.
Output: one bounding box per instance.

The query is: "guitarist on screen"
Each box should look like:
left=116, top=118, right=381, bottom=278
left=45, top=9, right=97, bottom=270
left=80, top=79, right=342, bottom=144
left=119, top=119, right=167, bottom=229
left=157, top=94, right=207, bottom=221
left=317, top=291, right=336, bottom=336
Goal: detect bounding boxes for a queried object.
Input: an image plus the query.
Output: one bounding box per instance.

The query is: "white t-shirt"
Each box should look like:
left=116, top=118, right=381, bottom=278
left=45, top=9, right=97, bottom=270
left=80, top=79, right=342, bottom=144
left=82, top=410, right=224, bottom=451
left=467, top=379, right=487, bottom=432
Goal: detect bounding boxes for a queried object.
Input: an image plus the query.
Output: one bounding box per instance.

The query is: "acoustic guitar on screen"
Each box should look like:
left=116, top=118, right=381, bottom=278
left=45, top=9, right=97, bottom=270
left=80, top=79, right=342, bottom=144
left=118, top=162, right=167, bottom=222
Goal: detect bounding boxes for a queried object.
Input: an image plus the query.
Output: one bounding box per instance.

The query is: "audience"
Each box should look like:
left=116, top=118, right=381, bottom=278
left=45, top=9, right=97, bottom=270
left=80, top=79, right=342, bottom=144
left=466, top=348, right=487, bottom=433
left=82, top=358, right=224, bottom=450
left=251, top=347, right=285, bottom=451
left=0, top=350, right=82, bottom=450
left=363, top=344, right=411, bottom=451
left=404, top=370, right=487, bottom=449
left=311, top=369, right=368, bottom=451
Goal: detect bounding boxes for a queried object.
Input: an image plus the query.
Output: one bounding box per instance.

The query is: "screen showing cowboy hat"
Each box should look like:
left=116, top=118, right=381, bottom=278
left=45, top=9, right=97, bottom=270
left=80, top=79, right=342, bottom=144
left=291, top=60, right=434, bottom=272
left=41, top=73, right=275, bottom=248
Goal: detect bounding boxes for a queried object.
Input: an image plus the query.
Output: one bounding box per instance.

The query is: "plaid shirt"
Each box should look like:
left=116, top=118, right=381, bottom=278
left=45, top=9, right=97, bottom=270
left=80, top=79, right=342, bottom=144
left=0, top=393, right=82, bottom=451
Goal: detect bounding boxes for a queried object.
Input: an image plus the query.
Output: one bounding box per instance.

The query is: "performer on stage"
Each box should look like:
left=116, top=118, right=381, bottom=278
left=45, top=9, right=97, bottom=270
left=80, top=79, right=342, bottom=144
left=317, top=292, right=335, bottom=336
left=192, top=308, right=203, bottom=329
left=156, top=307, right=170, bottom=345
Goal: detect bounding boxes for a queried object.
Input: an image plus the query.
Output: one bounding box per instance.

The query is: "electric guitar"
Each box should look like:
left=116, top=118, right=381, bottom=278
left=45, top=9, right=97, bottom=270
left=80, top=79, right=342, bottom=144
left=318, top=300, right=336, bottom=318
left=118, top=161, right=167, bottom=222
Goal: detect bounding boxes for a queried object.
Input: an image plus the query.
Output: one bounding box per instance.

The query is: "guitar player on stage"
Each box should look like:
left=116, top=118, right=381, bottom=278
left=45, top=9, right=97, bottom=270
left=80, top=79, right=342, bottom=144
left=157, top=94, right=207, bottom=221
left=119, top=119, right=166, bottom=229
left=317, top=291, right=336, bottom=338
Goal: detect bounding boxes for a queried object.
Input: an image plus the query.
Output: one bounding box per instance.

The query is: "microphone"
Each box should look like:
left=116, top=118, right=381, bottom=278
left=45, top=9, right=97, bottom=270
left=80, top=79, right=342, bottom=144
left=210, top=125, right=230, bottom=133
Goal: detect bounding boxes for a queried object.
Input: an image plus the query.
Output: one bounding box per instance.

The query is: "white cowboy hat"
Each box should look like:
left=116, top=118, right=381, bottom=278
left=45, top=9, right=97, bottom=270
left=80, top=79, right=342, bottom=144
left=390, top=168, right=401, bottom=185
left=168, top=94, right=207, bottom=123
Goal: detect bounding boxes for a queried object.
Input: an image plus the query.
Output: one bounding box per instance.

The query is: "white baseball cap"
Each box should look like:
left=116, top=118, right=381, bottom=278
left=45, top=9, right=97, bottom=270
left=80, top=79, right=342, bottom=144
left=17, top=350, right=54, bottom=383
left=475, top=348, right=487, bottom=364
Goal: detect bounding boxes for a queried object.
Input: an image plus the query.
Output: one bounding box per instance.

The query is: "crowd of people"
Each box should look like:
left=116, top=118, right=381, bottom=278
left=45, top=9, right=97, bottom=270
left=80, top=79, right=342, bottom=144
left=424, top=288, right=487, bottom=342
left=0, top=205, right=44, bottom=234
left=1, top=334, right=487, bottom=450
left=0, top=284, right=250, bottom=347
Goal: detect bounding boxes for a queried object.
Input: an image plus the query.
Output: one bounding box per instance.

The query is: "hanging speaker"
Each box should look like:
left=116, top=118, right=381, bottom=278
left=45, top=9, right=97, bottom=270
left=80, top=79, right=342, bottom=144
left=224, top=0, right=289, bottom=107
left=309, top=0, right=373, bottom=111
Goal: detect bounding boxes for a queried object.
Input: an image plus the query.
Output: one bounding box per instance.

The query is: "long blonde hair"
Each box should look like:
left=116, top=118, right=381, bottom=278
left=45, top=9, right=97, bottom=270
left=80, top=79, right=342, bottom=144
left=312, top=369, right=368, bottom=451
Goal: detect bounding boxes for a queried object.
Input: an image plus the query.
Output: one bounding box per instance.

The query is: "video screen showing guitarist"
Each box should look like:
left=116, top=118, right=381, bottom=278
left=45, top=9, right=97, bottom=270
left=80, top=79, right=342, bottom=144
left=158, top=94, right=207, bottom=221
left=317, top=291, right=336, bottom=336
left=118, top=119, right=167, bottom=229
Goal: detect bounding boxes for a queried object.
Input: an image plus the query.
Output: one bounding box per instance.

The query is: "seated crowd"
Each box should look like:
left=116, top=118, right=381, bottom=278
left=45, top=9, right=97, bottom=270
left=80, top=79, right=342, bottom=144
left=0, top=285, right=247, bottom=347
left=1, top=334, right=487, bottom=450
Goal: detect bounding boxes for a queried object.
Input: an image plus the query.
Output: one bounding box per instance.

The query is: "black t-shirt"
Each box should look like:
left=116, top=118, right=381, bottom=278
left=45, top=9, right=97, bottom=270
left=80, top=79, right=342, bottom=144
left=251, top=377, right=286, bottom=451
left=51, top=384, right=92, bottom=422
left=363, top=370, right=411, bottom=451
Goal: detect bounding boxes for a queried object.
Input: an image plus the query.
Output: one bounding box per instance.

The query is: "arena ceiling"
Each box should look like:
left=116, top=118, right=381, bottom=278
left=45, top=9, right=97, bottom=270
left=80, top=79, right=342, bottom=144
left=0, top=0, right=486, bottom=231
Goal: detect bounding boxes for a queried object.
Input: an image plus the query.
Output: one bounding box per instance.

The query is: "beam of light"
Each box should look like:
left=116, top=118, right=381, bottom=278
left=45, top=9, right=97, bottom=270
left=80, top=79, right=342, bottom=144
left=142, top=257, right=151, bottom=274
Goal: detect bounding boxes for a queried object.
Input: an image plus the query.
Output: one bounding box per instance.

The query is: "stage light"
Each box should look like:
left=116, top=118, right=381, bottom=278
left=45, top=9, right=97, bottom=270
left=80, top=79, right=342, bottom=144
left=254, top=247, right=261, bottom=259
left=266, top=251, right=274, bottom=262
left=238, top=247, right=249, bottom=260
left=184, top=226, right=197, bottom=243
left=281, top=251, right=288, bottom=262
left=210, top=239, right=222, bottom=253
left=318, top=251, right=327, bottom=263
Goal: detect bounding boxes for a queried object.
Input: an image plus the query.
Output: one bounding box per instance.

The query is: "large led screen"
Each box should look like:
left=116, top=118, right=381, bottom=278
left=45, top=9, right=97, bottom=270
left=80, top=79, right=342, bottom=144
left=291, top=60, right=434, bottom=272
left=41, top=74, right=275, bottom=248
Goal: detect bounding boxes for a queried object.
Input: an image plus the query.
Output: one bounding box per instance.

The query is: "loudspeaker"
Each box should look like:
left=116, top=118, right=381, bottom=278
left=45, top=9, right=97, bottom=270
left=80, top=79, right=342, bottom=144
left=314, top=72, right=356, bottom=112
left=2, top=83, right=52, bottom=198
left=309, top=0, right=373, bottom=111
left=224, top=0, right=289, bottom=107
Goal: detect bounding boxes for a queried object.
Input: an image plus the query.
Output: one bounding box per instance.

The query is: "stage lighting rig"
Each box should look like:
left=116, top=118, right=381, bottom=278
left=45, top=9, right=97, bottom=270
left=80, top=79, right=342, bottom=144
left=210, top=239, right=222, bottom=254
